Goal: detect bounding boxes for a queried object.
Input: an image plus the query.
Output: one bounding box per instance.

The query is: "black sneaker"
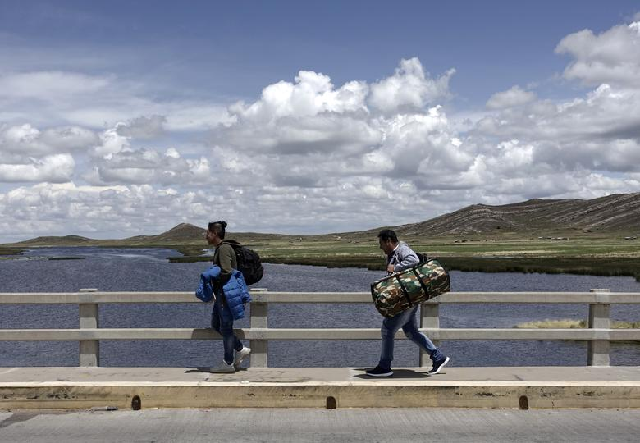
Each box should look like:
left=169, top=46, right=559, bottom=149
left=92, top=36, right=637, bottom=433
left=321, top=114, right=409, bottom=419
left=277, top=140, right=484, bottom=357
left=366, top=365, right=394, bottom=378
left=429, top=356, right=450, bottom=374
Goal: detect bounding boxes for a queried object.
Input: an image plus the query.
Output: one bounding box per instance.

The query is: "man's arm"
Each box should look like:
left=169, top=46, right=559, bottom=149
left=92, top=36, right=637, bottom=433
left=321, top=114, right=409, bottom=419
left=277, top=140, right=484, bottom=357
left=217, top=243, right=235, bottom=283
left=391, top=248, right=419, bottom=273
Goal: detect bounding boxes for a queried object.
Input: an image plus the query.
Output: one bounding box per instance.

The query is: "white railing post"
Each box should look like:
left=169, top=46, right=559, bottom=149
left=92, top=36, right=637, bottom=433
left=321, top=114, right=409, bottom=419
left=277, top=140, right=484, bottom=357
left=588, top=289, right=611, bottom=367
left=249, top=289, right=268, bottom=368
left=419, top=302, right=440, bottom=367
left=79, top=288, right=99, bottom=367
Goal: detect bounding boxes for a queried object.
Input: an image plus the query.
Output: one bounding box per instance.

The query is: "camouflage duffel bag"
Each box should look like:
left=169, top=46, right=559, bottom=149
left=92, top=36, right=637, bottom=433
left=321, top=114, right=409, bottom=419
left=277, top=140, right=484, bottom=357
left=371, top=259, right=450, bottom=318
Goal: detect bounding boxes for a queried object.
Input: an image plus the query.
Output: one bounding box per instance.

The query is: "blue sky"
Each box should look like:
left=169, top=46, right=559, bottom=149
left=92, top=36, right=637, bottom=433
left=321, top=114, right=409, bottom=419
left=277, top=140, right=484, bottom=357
left=4, top=1, right=636, bottom=104
left=1, top=1, right=640, bottom=241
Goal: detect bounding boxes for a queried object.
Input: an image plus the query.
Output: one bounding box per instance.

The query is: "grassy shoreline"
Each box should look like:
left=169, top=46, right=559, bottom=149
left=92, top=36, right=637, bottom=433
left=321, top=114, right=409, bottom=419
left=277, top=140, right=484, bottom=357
left=515, top=320, right=640, bottom=329
left=515, top=319, right=640, bottom=344
left=169, top=254, right=640, bottom=281
left=0, top=247, right=25, bottom=256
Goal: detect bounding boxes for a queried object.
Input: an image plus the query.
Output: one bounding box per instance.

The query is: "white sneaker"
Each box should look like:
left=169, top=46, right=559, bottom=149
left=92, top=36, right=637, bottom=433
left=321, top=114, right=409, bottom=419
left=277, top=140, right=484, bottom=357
left=234, top=347, right=251, bottom=369
left=209, top=360, right=235, bottom=373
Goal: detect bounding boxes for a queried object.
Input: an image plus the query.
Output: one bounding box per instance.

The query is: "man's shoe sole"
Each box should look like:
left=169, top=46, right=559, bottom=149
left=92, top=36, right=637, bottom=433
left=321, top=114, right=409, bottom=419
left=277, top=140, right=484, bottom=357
left=366, top=371, right=394, bottom=378
left=430, top=356, right=450, bottom=374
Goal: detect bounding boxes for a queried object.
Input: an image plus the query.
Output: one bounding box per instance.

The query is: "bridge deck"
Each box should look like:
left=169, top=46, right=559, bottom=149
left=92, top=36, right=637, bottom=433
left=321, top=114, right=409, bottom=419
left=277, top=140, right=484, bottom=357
left=1, top=366, right=640, bottom=410
left=3, top=408, right=640, bottom=443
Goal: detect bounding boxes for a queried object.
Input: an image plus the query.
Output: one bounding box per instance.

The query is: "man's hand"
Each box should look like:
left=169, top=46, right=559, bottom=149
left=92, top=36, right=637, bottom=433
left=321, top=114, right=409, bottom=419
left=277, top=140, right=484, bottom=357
left=386, top=264, right=395, bottom=273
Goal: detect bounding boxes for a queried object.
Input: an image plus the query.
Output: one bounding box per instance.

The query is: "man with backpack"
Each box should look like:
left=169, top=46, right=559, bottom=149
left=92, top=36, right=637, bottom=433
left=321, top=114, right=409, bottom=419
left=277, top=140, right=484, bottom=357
left=205, top=220, right=252, bottom=373
left=366, top=229, right=450, bottom=377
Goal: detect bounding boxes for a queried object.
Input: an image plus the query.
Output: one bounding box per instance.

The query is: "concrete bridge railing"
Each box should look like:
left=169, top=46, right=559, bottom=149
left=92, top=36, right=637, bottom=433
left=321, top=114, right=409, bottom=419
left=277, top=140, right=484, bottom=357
left=1, top=289, right=639, bottom=368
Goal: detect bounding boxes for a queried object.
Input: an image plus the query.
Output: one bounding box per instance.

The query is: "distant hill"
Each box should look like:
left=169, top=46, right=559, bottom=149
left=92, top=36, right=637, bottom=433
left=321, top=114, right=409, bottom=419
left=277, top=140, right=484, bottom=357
left=394, top=193, right=640, bottom=236
left=148, top=222, right=206, bottom=243
left=7, top=193, right=640, bottom=246
left=14, top=235, right=93, bottom=246
left=11, top=222, right=291, bottom=247
left=130, top=223, right=287, bottom=243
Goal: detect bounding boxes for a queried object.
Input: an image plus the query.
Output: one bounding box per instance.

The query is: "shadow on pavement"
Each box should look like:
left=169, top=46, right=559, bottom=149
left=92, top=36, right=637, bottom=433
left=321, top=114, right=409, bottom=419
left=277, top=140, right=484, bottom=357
left=352, top=368, right=432, bottom=379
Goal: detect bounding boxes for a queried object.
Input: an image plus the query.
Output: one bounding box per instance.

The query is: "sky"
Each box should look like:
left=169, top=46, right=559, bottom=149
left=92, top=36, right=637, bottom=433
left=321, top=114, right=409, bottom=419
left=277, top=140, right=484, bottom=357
left=1, top=0, right=640, bottom=242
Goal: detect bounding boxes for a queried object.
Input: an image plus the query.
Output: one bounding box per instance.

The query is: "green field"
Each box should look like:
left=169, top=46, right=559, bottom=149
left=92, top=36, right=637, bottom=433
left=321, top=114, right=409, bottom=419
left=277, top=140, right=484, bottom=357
left=0, top=247, right=23, bottom=257
left=167, top=234, right=640, bottom=280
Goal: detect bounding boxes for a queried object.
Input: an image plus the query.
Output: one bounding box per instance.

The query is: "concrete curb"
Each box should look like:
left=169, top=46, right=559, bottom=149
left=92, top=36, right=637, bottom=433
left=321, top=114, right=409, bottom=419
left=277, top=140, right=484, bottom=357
left=3, top=382, right=640, bottom=410
left=2, top=367, right=640, bottom=410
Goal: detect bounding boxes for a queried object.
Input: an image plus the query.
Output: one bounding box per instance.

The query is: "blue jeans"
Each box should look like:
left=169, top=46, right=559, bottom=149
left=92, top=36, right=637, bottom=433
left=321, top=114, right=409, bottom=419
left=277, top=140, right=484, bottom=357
left=211, top=299, right=243, bottom=364
left=379, top=306, right=442, bottom=369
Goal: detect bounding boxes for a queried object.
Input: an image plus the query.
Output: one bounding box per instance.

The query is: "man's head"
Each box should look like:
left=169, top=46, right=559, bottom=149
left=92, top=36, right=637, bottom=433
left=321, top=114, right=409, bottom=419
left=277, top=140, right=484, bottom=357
left=206, top=220, right=227, bottom=245
left=377, top=229, right=398, bottom=255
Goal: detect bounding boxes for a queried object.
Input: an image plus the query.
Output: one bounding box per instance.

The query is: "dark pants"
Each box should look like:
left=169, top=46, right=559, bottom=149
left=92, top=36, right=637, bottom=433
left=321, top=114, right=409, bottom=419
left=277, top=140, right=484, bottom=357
left=211, top=299, right=243, bottom=364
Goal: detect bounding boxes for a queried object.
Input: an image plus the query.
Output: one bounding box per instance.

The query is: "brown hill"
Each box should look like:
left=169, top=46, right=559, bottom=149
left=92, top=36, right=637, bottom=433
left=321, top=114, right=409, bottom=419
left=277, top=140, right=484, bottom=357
left=10, top=222, right=290, bottom=247
left=395, top=193, right=640, bottom=236
left=129, top=223, right=287, bottom=244
left=151, top=222, right=207, bottom=243
left=14, top=235, right=93, bottom=246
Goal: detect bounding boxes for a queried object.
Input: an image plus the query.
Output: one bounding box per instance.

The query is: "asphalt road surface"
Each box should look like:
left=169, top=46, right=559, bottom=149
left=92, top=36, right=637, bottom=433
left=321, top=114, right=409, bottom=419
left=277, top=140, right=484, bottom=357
left=1, top=408, right=640, bottom=442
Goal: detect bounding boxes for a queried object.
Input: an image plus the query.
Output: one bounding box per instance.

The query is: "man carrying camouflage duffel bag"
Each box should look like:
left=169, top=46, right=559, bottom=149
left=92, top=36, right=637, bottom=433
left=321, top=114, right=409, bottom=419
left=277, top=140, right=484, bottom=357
left=366, top=229, right=451, bottom=378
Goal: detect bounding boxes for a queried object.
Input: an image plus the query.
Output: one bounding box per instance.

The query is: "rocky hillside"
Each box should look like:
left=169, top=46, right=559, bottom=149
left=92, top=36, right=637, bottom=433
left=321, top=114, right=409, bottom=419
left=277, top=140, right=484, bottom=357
left=396, top=193, right=640, bottom=236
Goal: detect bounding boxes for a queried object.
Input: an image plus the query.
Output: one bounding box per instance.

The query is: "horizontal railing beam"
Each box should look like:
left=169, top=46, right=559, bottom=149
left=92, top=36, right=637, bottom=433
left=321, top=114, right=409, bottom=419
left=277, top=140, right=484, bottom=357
left=1, top=328, right=639, bottom=341
left=427, top=291, right=633, bottom=304
left=1, top=291, right=639, bottom=304
left=0, top=292, right=197, bottom=304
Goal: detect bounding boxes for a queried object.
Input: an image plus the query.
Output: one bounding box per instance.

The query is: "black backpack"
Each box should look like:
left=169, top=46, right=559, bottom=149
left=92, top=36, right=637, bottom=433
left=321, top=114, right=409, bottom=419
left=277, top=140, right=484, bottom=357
left=416, top=252, right=428, bottom=263
left=222, top=240, right=264, bottom=285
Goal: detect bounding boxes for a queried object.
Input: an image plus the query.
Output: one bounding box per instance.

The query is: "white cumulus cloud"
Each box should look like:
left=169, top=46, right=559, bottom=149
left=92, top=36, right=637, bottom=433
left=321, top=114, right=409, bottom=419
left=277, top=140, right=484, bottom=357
left=88, top=146, right=210, bottom=185
left=556, top=20, right=640, bottom=87
left=369, top=57, right=455, bottom=114
left=0, top=153, right=75, bottom=182
left=116, top=115, right=167, bottom=139
left=0, top=124, right=97, bottom=156
left=486, top=86, right=537, bottom=109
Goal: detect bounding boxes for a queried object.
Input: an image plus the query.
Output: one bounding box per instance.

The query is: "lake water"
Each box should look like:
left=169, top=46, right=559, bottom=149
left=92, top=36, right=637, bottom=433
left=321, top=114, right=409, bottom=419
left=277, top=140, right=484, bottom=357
left=1, top=247, right=639, bottom=368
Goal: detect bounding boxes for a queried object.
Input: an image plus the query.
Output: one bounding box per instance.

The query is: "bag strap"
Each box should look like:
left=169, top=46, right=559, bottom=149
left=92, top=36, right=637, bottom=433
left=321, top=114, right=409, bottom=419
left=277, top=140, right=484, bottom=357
left=412, top=268, right=430, bottom=299
left=394, top=274, right=413, bottom=307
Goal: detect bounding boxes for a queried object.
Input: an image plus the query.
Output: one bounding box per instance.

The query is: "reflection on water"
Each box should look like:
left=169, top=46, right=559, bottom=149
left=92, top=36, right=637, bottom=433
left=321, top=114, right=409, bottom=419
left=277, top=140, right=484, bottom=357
left=1, top=247, right=639, bottom=368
